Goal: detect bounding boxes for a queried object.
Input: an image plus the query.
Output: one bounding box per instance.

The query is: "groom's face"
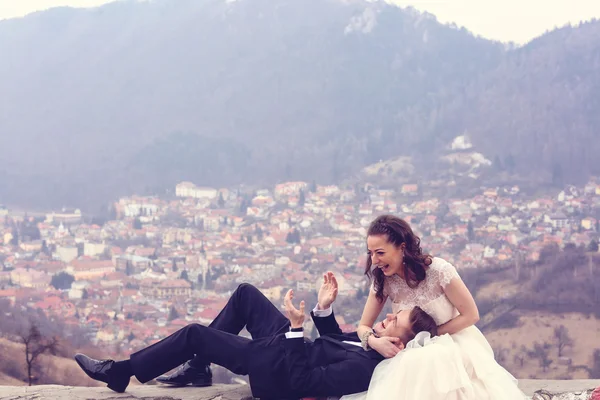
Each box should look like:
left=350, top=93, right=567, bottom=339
left=373, top=309, right=412, bottom=340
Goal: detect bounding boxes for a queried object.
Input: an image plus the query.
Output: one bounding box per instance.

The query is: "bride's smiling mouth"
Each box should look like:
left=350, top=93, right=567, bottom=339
left=378, top=264, right=391, bottom=273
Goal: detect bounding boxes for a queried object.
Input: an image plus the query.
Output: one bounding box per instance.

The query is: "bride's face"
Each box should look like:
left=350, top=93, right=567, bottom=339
left=367, top=235, right=405, bottom=277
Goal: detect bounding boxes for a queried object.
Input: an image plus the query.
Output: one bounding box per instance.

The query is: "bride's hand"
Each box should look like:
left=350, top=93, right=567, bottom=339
left=369, top=336, right=404, bottom=358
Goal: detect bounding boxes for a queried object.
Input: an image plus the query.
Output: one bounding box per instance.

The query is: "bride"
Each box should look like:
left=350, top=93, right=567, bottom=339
left=342, top=214, right=528, bottom=400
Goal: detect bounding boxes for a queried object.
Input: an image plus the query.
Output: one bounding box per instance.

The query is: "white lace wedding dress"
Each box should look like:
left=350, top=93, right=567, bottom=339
left=342, top=257, right=528, bottom=400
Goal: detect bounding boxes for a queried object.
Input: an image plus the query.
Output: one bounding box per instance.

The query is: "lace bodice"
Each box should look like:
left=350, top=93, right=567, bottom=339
left=379, top=257, right=461, bottom=325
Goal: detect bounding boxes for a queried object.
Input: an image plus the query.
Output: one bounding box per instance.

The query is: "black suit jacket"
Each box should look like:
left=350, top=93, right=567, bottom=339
left=245, top=310, right=383, bottom=399
left=311, top=309, right=360, bottom=342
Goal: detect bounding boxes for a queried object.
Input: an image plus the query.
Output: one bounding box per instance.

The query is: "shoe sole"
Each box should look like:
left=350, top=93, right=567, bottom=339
left=107, top=381, right=127, bottom=393
left=156, top=381, right=212, bottom=387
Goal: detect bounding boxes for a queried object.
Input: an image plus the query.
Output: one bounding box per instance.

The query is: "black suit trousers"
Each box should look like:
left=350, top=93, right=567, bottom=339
left=130, top=283, right=290, bottom=382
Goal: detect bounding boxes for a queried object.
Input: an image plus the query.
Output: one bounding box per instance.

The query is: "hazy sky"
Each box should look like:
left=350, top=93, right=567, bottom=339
left=1, top=0, right=599, bottom=44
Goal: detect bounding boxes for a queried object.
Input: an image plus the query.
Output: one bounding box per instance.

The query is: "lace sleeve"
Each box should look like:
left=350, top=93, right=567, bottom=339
left=437, top=259, right=460, bottom=289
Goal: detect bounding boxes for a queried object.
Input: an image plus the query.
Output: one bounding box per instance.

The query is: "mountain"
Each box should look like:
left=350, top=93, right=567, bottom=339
left=0, top=0, right=597, bottom=210
left=0, top=0, right=503, bottom=210
left=444, top=21, right=600, bottom=184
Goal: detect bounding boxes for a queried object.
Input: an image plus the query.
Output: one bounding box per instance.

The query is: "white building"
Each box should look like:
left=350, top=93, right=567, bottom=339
left=55, top=245, right=79, bottom=263
left=84, top=242, right=106, bottom=257
left=175, top=182, right=218, bottom=199
left=69, top=281, right=89, bottom=300
left=545, top=213, right=569, bottom=229
left=121, top=201, right=159, bottom=218
left=46, top=209, right=82, bottom=224
left=274, top=182, right=308, bottom=198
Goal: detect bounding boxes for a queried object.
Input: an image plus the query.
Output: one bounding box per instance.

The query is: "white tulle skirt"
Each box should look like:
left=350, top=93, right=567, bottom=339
left=341, top=327, right=528, bottom=400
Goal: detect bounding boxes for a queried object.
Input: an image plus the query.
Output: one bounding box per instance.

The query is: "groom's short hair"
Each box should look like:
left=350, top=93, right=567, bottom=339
left=402, top=306, right=438, bottom=344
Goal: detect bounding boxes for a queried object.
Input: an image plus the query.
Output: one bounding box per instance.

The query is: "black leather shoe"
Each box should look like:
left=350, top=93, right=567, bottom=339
left=74, top=353, right=129, bottom=393
left=156, top=361, right=212, bottom=387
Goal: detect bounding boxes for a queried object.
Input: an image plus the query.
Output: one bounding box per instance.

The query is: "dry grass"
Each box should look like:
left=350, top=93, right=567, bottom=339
left=484, top=311, right=600, bottom=379
left=0, top=338, right=103, bottom=386
left=476, top=278, right=521, bottom=301
left=0, top=372, right=26, bottom=386
left=0, top=338, right=146, bottom=387
left=475, top=277, right=600, bottom=379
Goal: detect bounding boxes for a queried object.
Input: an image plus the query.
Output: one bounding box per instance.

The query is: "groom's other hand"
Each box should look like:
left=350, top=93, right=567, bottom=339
left=317, top=271, right=338, bottom=310
left=284, top=289, right=306, bottom=329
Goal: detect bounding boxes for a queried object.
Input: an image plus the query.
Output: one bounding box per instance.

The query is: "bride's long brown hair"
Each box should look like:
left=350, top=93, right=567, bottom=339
left=365, top=215, right=432, bottom=302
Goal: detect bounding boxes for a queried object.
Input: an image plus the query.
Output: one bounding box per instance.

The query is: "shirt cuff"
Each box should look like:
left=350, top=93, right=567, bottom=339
left=285, top=330, right=304, bottom=339
left=312, top=304, right=333, bottom=317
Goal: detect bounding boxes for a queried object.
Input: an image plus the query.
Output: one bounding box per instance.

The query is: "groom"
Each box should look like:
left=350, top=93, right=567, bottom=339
left=74, top=276, right=437, bottom=399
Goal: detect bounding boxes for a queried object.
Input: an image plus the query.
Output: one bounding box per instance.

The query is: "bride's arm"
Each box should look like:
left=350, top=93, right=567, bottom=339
left=357, top=289, right=386, bottom=339
left=437, top=277, right=479, bottom=335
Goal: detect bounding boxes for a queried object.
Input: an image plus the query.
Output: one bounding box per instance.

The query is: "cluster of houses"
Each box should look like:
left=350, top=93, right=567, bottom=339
left=0, top=177, right=599, bottom=354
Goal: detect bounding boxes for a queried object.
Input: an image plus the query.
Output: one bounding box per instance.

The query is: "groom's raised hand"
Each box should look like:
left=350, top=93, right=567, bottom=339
left=317, top=271, right=338, bottom=310
left=284, top=289, right=306, bottom=329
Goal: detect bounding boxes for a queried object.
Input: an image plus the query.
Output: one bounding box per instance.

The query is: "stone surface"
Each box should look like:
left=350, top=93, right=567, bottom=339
left=519, top=380, right=600, bottom=396
left=0, top=380, right=599, bottom=399
left=0, top=383, right=253, bottom=400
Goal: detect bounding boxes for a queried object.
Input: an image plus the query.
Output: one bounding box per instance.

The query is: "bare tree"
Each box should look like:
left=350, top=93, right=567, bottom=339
left=554, top=325, right=574, bottom=357
left=590, top=349, right=600, bottom=379
left=540, top=355, right=553, bottom=373
left=19, top=322, right=58, bottom=386
left=513, top=345, right=528, bottom=368
left=494, top=346, right=509, bottom=365
left=530, top=342, right=553, bottom=373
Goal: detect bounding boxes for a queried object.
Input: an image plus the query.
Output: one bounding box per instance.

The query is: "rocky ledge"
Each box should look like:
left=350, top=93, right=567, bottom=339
left=0, top=383, right=253, bottom=400
left=0, top=380, right=599, bottom=400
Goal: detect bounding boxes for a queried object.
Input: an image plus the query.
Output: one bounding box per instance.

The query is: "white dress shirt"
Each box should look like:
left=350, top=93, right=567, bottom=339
left=285, top=305, right=361, bottom=348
